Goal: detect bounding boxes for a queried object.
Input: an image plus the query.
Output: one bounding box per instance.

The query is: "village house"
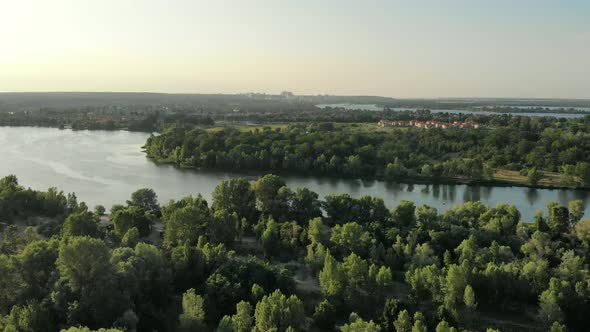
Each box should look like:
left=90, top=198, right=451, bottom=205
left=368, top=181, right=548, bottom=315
left=378, top=119, right=480, bottom=129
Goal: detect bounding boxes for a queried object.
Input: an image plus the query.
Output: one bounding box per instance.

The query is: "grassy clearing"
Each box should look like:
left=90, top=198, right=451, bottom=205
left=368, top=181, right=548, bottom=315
left=334, top=122, right=410, bottom=133
left=493, top=169, right=565, bottom=187
left=206, top=123, right=290, bottom=133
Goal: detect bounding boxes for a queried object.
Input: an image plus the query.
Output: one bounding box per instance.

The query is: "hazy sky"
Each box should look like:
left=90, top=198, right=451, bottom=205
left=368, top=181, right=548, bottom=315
left=1, top=0, right=589, bottom=98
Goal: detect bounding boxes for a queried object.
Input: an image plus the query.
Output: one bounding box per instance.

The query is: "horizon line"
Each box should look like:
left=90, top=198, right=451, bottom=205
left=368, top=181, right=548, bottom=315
left=1, top=91, right=589, bottom=101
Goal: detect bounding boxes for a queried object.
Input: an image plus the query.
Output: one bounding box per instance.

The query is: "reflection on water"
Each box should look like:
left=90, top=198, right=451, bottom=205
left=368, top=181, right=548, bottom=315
left=0, top=126, right=588, bottom=222
left=526, top=188, right=540, bottom=205
left=450, top=185, right=458, bottom=202
left=432, top=185, right=439, bottom=199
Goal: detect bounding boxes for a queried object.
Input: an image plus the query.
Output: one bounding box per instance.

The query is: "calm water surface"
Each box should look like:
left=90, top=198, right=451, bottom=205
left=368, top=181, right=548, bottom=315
left=0, top=127, right=587, bottom=221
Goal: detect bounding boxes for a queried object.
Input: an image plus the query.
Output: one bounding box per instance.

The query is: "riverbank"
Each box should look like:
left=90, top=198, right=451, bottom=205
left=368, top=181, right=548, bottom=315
left=146, top=156, right=588, bottom=191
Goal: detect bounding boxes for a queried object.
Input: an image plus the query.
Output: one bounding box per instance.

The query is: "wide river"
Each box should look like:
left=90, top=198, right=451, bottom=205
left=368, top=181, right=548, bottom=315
left=0, top=127, right=588, bottom=221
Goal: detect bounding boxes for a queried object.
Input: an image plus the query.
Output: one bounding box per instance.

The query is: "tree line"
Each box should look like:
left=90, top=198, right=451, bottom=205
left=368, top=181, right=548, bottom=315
left=0, top=174, right=588, bottom=331
left=145, top=120, right=590, bottom=188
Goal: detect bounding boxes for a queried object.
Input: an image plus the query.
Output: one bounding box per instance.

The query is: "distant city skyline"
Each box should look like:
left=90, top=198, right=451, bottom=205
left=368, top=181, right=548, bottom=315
left=1, top=0, right=589, bottom=98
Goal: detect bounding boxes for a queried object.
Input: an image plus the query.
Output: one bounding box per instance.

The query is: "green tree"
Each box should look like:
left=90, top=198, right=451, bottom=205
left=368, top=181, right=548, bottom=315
left=319, top=251, right=345, bottom=298
left=345, top=154, right=363, bottom=176
left=62, top=211, right=99, bottom=238
left=290, top=187, right=322, bottom=224
left=252, top=174, right=287, bottom=216
left=15, top=239, right=58, bottom=301
left=380, top=298, right=401, bottom=331
left=55, top=236, right=124, bottom=327
left=209, top=209, right=239, bottom=245
left=394, top=309, right=412, bottom=332
left=57, top=237, right=113, bottom=292
left=307, top=217, right=324, bottom=244
left=412, top=319, right=428, bottom=332
left=443, top=265, right=468, bottom=316
left=341, top=313, right=381, bottom=332
left=575, top=218, right=590, bottom=247
left=421, top=164, right=433, bottom=177
left=231, top=301, right=254, bottom=332
left=127, top=188, right=160, bottom=216
left=392, top=200, right=416, bottom=228
left=305, top=242, right=327, bottom=273
left=60, top=328, right=124, bottom=332
left=0, top=254, right=22, bottom=313
left=212, top=178, right=257, bottom=222
left=217, top=316, right=234, bottom=332
left=342, top=252, right=368, bottom=291
left=163, top=196, right=211, bottom=247
left=464, top=284, right=477, bottom=310
left=576, top=162, right=590, bottom=186
left=411, top=243, right=439, bottom=268
left=521, top=231, right=554, bottom=259
left=330, top=222, right=372, bottom=256
left=538, top=280, right=564, bottom=325
left=534, top=210, right=549, bottom=232
left=121, top=227, right=140, bottom=247
left=568, top=200, right=584, bottom=224
left=1, top=225, right=23, bottom=254
left=254, top=289, right=305, bottom=332
left=376, top=265, right=393, bottom=289
left=313, top=299, right=336, bottom=330
left=112, top=205, right=154, bottom=238
left=179, top=288, right=206, bottom=331
left=549, top=321, right=567, bottom=332
left=261, top=218, right=280, bottom=258
left=416, top=204, right=438, bottom=229
left=527, top=167, right=543, bottom=186
left=386, top=158, right=408, bottom=179
left=548, top=204, right=570, bottom=235
left=251, top=283, right=265, bottom=303
left=22, top=226, right=39, bottom=245
left=435, top=320, right=457, bottom=332
left=110, top=243, right=173, bottom=331
left=2, top=301, right=54, bottom=332
left=94, top=205, right=106, bottom=216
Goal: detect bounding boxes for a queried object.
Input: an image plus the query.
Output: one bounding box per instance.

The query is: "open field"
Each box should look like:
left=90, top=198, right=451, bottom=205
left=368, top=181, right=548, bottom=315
left=493, top=169, right=568, bottom=187
left=206, top=123, right=290, bottom=133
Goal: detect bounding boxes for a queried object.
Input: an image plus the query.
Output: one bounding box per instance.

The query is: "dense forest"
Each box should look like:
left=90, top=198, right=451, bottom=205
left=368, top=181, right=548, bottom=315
left=144, top=118, right=590, bottom=188
left=0, top=174, right=588, bottom=331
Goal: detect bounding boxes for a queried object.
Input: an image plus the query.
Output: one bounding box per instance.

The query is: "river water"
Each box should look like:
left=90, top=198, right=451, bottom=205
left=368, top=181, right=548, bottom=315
left=0, top=127, right=587, bottom=221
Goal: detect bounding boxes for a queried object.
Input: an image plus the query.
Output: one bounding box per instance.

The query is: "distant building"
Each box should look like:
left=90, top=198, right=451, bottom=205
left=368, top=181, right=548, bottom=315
left=280, top=91, right=294, bottom=98
left=378, top=119, right=481, bottom=129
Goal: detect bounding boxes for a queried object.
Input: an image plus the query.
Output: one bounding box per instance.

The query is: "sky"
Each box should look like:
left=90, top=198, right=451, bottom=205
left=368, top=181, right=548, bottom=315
left=0, top=0, right=589, bottom=98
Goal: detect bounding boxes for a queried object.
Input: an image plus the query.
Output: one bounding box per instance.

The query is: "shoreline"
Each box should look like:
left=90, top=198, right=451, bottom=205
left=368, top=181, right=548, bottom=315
left=146, top=156, right=590, bottom=192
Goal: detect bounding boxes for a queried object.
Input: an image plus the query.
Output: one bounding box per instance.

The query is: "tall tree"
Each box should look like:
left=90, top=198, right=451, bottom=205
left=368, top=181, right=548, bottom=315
left=163, top=196, right=211, bottom=247
left=392, top=200, right=416, bottom=228
left=127, top=188, right=160, bottom=217
left=319, top=251, right=345, bottom=298
left=254, top=290, right=305, bottom=332
left=62, top=211, right=99, bottom=238
left=548, top=204, right=570, bottom=235
left=212, top=178, right=257, bottom=222
left=55, top=236, right=124, bottom=327
left=252, top=174, right=287, bottom=217
left=179, top=288, right=205, bottom=331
